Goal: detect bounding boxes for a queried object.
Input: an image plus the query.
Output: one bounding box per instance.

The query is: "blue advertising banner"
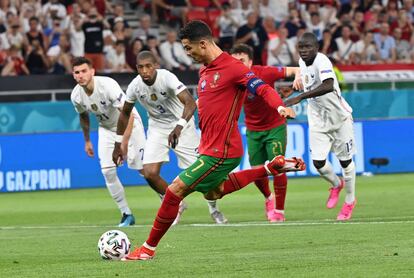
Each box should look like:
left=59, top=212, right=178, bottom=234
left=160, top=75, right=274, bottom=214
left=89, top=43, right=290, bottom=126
left=1, top=119, right=413, bottom=193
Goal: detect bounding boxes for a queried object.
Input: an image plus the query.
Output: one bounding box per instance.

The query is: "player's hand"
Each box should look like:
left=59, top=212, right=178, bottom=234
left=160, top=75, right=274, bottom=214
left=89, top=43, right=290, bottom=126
left=168, top=125, right=183, bottom=149
left=112, top=142, right=124, bottom=166
left=292, top=77, right=303, bottom=91
left=120, top=141, right=128, bottom=158
left=84, top=141, right=94, bottom=157
left=284, top=95, right=302, bottom=107
left=278, top=107, right=296, bottom=119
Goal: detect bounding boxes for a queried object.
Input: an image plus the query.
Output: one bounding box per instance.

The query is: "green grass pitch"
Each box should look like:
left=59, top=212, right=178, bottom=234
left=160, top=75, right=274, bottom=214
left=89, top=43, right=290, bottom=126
left=1, top=174, right=414, bottom=277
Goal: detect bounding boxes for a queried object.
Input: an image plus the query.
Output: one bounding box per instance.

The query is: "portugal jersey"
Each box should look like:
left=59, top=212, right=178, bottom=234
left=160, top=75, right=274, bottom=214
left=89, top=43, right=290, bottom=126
left=299, top=53, right=352, bottom=132
left=197, top=52, right=285, bottom=158
left=71, top=76, right=141, bottom=132
left=244, top=65, right=286, bottom=131
left=125, top=69, right=192, bottom=129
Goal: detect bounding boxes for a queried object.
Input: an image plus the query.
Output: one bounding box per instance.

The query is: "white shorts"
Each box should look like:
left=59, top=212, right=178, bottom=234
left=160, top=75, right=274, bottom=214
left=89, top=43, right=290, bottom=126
left=143, top=122, right=200, bottom=169
left=98, top=123, right=146, bottom=170
left=309, top=117, right=356, bottom=161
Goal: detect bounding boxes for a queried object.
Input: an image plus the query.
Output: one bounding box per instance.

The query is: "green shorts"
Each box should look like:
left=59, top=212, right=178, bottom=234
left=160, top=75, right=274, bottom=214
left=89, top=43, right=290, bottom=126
left=246, top=124, right=287, bottom=166
left=179, top=155, right=241, bottom=193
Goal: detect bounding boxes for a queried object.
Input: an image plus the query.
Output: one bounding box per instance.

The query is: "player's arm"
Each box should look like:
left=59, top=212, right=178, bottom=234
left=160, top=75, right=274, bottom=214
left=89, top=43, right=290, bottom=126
left=284, top=78, right=334, bottom=107
left=79, top=111, right=94, bottom=157
left=120, top=108, right=135, bottom=156
left=112, top=101, right=134, bottom=166
left=243, top=70, right=295, bottom=118
left=168, top=89, right=196, bottom=149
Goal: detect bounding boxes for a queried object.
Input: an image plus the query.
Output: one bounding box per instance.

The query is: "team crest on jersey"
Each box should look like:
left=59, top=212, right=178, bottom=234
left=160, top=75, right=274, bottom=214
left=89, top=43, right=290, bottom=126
left=150, top=93, right=158, bottom=101
left=210, top=72, right=221, bottom=88
left=201, top=79, right=206, bottom=91
left=91, top=104, right=98, bottom=111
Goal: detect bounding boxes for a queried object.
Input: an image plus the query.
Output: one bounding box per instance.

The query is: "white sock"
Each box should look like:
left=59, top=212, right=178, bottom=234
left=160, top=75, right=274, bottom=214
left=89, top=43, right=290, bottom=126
left=317, top=161, right=341, bottom=188
left=159, top=194, right=165, bottom=202
left=143, top=242, right=156, bottom=250
left=102, top=167, right=131, bottom=215
left=342, top=161, right=356, bottom=204
left=275, top=209, right=284, bottom=214
left=206, top=200, right=218, bottom=214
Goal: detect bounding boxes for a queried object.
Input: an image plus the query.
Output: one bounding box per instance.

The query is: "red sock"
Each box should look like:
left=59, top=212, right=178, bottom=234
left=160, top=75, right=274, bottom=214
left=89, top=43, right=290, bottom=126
left=274, top=173, right=287, bottom=210
left=254, top=177, right=271, bottom=198
left=222, top=167, right=268, bottom=196
left=146, top=188, right=182, bottom=247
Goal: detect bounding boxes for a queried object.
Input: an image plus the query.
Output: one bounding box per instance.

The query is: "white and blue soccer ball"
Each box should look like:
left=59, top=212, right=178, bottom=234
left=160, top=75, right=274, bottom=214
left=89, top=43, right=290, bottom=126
left=97, top=230, right=131, bottom=260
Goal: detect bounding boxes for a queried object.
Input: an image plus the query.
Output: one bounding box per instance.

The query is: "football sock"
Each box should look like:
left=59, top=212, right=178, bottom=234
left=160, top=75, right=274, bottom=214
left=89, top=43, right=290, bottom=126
left=274, top=173, right=287, bottom=211
left=342, top=161, right=356, bottom=203
left=102, top=167, right=131, bottom=215
left=317, top=161, right=341, bottom=188
left=221, top=167, right=268, bottom=196
left=206, top=200, right=219, bottom=214
left=146, top=188, right=182, bottom=248
left=254, top=177, right=272, bottom=198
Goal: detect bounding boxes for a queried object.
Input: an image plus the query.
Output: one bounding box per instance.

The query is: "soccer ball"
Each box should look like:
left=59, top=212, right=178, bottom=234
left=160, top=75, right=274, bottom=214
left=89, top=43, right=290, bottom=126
left=97, top=230, right=131, bottom=260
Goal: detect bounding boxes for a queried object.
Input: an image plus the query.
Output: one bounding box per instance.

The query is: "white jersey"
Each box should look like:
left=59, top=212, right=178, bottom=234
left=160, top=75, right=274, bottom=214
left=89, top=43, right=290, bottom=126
left=71, top=76, right=140, bottom=132
left=126, top=69, right=192, bottom=129
left=299, top=53, right=352, bottom=132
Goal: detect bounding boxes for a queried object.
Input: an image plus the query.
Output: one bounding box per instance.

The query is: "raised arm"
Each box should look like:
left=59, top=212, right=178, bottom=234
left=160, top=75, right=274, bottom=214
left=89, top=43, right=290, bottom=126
left=168, top=89, right=197, bottom=148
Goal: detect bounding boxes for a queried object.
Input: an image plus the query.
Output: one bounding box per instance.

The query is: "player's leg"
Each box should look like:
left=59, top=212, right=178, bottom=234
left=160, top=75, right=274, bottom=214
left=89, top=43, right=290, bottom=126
left=174, top=126, right=227, bottom=224
left=264, top=125, right=288, bottom=222
left=310, top=130, right=343, bottom=209
left=98, top=127, right=134, bottom=226
left=246, top=129, right=272, bottom=200
left=333, top=118, right=357, bottom=220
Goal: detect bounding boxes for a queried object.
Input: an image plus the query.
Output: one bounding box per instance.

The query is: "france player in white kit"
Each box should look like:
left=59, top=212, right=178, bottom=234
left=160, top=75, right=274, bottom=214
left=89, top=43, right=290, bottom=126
left=112, top=51, right=227, bottom=224
left=286, top=33, right=356, bottom=220
left=71, top=57, right=146, bottom=227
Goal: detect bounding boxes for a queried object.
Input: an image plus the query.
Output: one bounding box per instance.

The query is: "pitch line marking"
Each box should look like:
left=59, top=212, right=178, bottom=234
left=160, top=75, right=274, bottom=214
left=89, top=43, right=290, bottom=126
left=1, top=218, right=414, bottom=230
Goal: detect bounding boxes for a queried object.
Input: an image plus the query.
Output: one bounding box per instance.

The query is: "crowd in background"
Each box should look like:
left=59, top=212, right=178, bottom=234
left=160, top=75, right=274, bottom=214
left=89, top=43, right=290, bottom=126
left=0, top=0, right=413, bottom=76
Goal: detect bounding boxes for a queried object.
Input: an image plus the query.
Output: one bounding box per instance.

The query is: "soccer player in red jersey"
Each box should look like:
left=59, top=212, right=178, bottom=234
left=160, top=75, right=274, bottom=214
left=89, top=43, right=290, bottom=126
left=230, top=43, right=302, bottom=222
left=112, top=20, right=305, bottom=261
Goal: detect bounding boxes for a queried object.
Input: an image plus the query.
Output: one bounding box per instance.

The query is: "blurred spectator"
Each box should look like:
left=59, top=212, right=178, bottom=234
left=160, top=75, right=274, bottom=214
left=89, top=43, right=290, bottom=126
left=392, top=27, right=412, bottom=64
left=144, top=35, right=163, bottom=66
left=350, top=10, right=364, bottom=39
left=131, top=14, right=159, bottom=41
left=159, top=29, right=193, bottom=71
left=331, top=11, right=352, bottom=39
left=0, top=0, right=18, bottom=30
left=6, top=17, right=26, bottom=55
left=216, top=2, right=238, bottom=52
left=386, top=0, right=399, bottom=23
left=111, top=16, right=128, bottom=43
left=105, top=40, right=132, bottom=72
left=306, top=12, right=325, bottom=41
left=20, top=0, right=42, bottom=20
left=334, top=25, right=354, bottom=65
left=46, top=33, right=72, bottom=74
left=0, top=30, right=9, bottom=70
left=69, top=13, right=85, bottom=57
left=284, top=9, right=306, bottom=38
left=44, top=17, right=62, bottom=48
left=402, top=0, right=414, bottom=23
left=25, top=38, right=49, bottom=74
left=235, top=11, right=268, bottom=64
left=26, top=16, right=47, bottom=50
left=258, top=0, right=289, bottom=25
left=152, top=0, right=189, bottom=27
left=42, top=0, right=67, bottom=28
left=19, top=3, right=38, bottom=33
left=350, top=31, right=379, bottom=64
left=107, top=3, right=131, bottom=38
left=267, top=26, right=295, bottom=66
left=390, top=10, right=413, bottom=42
left=232, top=0, right=254, bottom=26
left=373, top=22, right=396, bottom=64
left=1, top=45, right=30, bottom=76
left=126, top=38, right=144, bottom=70
left=319, top=29, right=337, bottom=58
left=262, top=16, right=278, bottom=40
left=82, top=7, right=105, bottom=71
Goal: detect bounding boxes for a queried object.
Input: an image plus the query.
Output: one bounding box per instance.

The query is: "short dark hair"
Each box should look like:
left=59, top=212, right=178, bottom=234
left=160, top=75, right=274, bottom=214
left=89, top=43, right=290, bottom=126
left=72, top=57, right=92, bottom=68
left=179, top=20, right=213, bottom=42
left=299, top=32, right=319, bottom=46
left=230, top=43, right=254, bottom=60
left=29, top=16, right=39, bottom=23
left=136, top=50, right=158, bottom=64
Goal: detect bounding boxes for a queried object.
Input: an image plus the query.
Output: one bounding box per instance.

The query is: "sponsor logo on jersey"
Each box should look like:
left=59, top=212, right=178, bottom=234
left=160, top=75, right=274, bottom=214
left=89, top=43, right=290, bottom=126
left=150, top=94, right=158, bottom=101
left=91, top=104, right=98, bottom=111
